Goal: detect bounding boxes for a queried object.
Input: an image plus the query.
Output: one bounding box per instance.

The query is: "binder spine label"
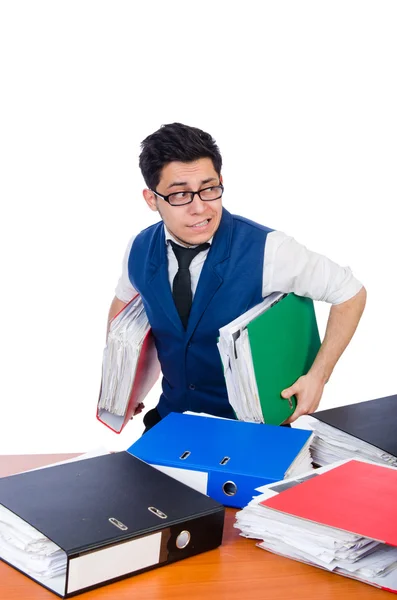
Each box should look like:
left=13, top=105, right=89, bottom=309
left=67, top=532, right=162, bottom=593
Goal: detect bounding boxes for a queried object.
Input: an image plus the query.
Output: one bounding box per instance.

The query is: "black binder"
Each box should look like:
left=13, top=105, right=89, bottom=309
left=0, top=452, right=224, bottom=597
left=312, top=393, right=397, bottom=457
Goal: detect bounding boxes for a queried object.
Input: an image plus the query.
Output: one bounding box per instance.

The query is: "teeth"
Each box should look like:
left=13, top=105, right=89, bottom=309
left=191, top=220, right=209, bottom=228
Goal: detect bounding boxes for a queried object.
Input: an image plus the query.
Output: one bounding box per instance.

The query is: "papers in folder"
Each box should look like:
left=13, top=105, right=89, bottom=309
left=304, top=415, right=397, bottom=468
left=235, top=459, right=397, bottom=591
left=97, top=294, right=160, bottom=433
left=0, top=451, right=108, bottom=587
left=217, top=293, right=320, bottom=425
left=218, top=293, right=281, bottom=423
left=0, top=504, right=67, bottom=581
left=307, top=394, right=397, bottom=468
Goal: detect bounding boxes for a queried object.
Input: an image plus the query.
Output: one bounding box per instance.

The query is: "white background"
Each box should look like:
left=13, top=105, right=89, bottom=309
left=0, top=1, right=395, bottom=454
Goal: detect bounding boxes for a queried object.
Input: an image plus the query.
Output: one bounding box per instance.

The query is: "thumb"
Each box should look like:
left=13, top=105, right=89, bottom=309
left=281, top=383, right=298, bottom=399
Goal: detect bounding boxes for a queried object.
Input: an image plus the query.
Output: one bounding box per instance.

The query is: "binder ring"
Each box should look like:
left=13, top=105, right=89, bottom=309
left=222, top=481, right=237, bottom=496
left=176, top=530, right=191, bottom=549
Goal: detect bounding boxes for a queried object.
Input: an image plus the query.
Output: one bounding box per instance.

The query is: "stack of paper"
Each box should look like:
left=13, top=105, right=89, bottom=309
left=99, top=294, right=151, bottom=417
left=0, top=451, right=107, bottom=584
left=303, top=395, right=397, bottom=467
left=309, top=417, right=397, bottom=468
left=218, top=293, right=282, bottom=423
left=235, top=459, right=397, bottom=591
left=0, top=504, right=66, bottom=580
left=97, top=294, right=160, bottom=432
left=217, top=293, right=320, bottom=425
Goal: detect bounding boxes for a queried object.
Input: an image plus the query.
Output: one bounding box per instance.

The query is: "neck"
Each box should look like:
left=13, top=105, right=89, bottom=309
left=166, top=227, right=200, bottom=248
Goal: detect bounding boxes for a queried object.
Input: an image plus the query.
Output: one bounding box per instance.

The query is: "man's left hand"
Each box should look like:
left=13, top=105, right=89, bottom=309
left=281, top=372, right=326, bottom=424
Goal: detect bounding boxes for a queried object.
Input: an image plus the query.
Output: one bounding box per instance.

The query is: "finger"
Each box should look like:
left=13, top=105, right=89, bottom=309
left=281, top=387, right=295, bottom=399
left=281, top=379, right=302, bottom=398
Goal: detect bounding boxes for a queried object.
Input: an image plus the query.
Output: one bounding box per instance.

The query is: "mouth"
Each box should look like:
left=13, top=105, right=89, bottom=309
left=188, top=218, right=211, bottom=230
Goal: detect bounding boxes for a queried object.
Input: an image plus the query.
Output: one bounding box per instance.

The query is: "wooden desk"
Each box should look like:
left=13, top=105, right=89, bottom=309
left=0, top=454, right=387, bottom=600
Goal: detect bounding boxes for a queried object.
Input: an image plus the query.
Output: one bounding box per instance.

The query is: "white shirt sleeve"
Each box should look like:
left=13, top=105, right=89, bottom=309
left=262, top=231, right=363, bottom=305
left=114, top=235, right=138, bottom=302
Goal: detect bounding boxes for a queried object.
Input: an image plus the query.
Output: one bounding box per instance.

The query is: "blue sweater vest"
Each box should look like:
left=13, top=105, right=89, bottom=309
left=129, top=208, right=273, bottom=418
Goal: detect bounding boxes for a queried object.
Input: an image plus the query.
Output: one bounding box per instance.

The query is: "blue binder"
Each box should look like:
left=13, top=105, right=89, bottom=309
left=127, top=413, right=313, bottom=508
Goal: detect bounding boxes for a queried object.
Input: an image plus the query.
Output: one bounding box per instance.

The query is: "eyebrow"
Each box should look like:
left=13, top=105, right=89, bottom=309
left=166, top=177, right=218, bottom=190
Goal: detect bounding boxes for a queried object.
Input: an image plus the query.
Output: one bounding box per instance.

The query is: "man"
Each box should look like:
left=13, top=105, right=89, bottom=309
left=108, top=123, right=366, bottom=432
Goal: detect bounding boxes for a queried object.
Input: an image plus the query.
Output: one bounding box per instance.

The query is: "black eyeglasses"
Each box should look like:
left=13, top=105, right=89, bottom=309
left=151, top=184, right=224, bottom=207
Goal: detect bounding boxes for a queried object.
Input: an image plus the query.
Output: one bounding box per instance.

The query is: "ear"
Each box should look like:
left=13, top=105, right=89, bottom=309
left=143, top=189, right=158, bottom=212
left=220, top=174, right=223, bottom=184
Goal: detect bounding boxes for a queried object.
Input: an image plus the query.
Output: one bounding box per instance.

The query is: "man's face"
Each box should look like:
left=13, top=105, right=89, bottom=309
left=143, top=157, right=223, bottom=246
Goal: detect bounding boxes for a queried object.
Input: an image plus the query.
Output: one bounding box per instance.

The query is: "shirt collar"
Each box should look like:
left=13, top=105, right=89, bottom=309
left=164, top=226, right=213, bottom=248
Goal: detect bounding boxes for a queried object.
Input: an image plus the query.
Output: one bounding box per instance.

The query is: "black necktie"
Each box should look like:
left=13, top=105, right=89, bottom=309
left=170, top=241, right=210, bottom=329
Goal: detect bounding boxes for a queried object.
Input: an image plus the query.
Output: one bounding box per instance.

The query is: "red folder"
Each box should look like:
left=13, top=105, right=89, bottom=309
left=259, top=460, right=397, bottom=592
left=97, top=295, right=161, bottom=433
left=261, top=460, right=397, bottom=545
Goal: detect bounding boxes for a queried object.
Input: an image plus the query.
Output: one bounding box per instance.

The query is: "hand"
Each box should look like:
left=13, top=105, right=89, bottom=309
left=281, top=372, right=326, bottom=424
left=131, top=402, right=145, bottom=418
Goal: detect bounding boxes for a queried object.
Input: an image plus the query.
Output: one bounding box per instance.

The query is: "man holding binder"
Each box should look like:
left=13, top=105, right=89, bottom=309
left=107, top=123, right=366, bottom=431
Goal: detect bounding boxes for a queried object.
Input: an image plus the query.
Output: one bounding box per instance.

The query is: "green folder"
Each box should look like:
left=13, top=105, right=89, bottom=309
left=247, top=294, right=321, bottom=424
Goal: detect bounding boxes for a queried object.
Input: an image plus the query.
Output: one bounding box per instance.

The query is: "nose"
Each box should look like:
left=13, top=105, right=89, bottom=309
left=189, top=193, right=207, bottom=213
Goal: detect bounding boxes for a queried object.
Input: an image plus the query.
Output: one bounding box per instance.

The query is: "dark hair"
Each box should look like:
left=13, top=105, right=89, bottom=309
left=139, top=122, right=222, bottom=190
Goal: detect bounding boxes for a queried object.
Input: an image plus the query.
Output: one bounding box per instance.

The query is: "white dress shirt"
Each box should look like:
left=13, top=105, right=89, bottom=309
left=115, top=227, right=362, bottom=305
